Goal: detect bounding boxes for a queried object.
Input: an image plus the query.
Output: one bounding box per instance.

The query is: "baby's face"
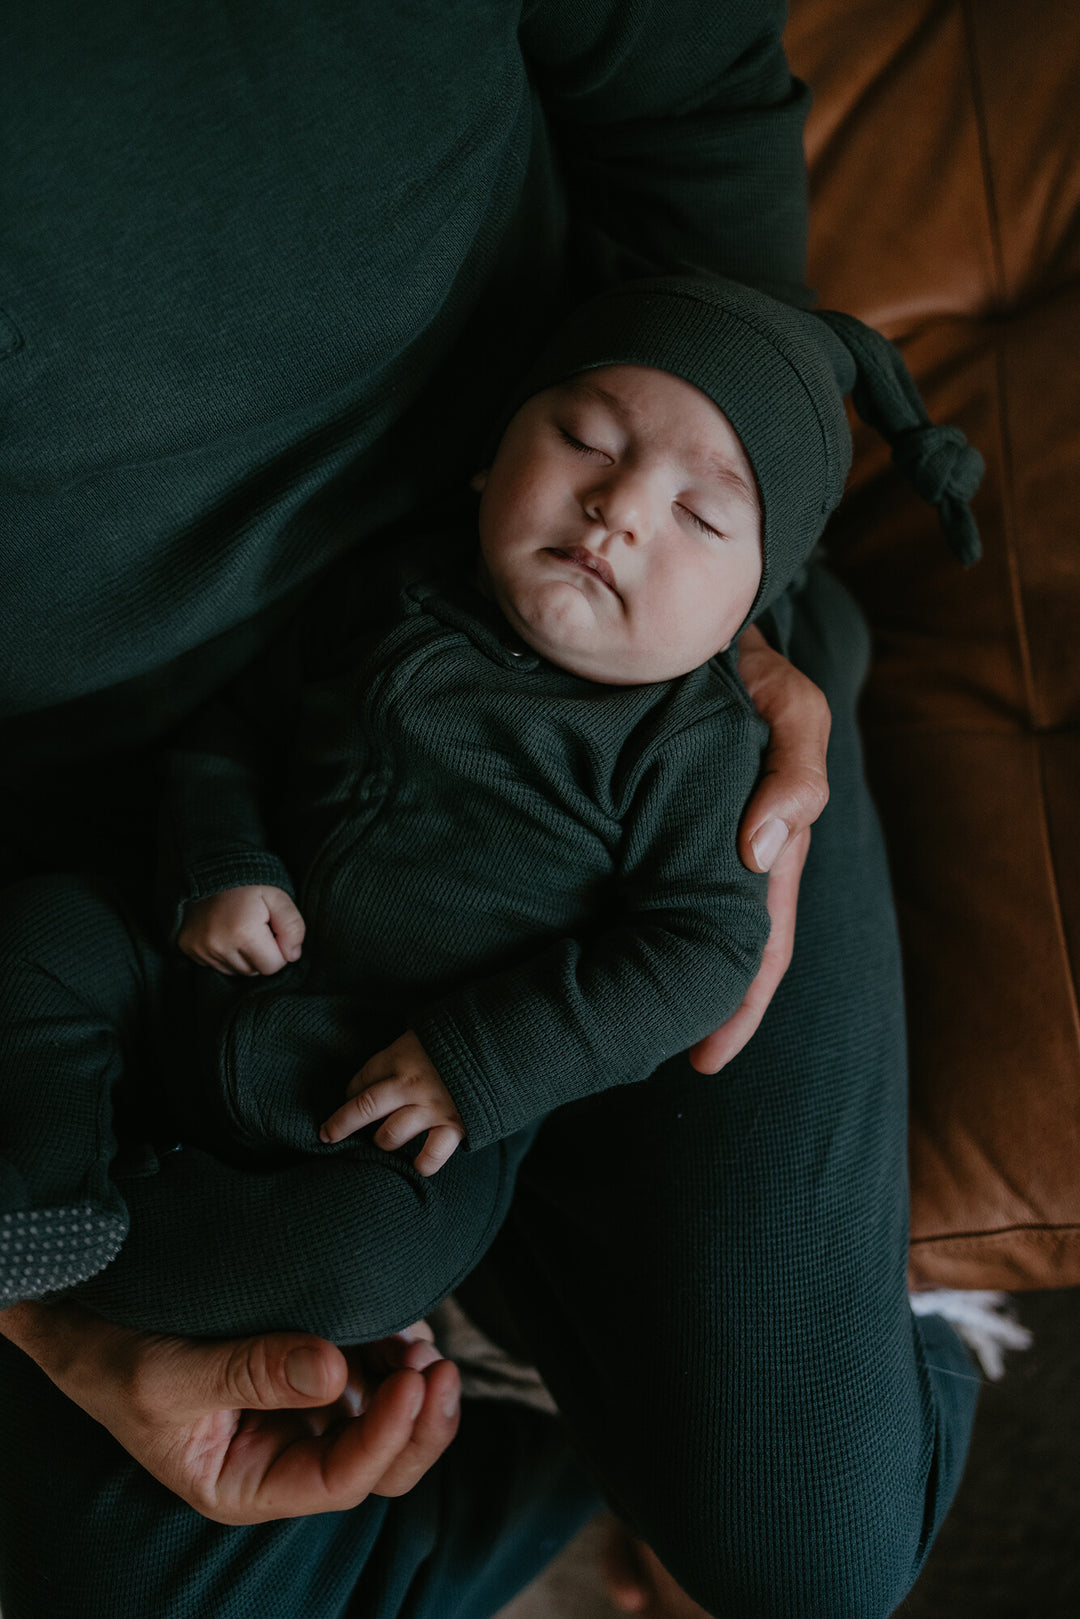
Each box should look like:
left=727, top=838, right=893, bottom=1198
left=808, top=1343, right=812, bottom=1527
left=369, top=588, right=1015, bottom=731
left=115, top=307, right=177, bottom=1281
left=476, top=365, right=762, bottom=684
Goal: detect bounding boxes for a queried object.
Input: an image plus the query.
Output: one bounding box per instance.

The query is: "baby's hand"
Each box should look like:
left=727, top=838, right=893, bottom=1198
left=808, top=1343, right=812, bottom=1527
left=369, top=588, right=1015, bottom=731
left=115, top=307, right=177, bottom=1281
left=319, top=1031, right=465, bottom=1177
left=178, top=885, right=306, bottom=977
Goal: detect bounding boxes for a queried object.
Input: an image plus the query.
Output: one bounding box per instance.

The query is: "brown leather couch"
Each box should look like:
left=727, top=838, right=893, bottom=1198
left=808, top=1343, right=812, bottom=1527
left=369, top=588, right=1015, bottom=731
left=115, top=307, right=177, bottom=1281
left=784, top=0, right=1080, bottom=1291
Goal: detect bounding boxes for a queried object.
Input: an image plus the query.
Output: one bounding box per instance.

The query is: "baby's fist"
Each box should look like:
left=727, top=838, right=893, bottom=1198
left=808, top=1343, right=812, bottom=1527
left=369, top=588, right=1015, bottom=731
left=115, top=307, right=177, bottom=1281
left=320, top=1031, right=465, bottom=1176
left=178, top=885, right=305, bottom=977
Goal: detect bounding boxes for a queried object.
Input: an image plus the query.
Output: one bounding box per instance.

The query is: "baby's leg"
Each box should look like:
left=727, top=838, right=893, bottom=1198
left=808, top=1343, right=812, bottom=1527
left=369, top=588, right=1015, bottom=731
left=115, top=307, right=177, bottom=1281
left=0, top=876, right=162, bottom=1302
left=6, top=917, right=537, bottom=1342
left=68, top=1119, right=539, bottom=1341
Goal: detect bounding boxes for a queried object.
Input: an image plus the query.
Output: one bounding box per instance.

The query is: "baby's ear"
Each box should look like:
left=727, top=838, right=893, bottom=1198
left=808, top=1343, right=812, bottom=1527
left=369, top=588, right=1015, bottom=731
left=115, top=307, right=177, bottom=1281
left=469, top=468, right=489, bottom=492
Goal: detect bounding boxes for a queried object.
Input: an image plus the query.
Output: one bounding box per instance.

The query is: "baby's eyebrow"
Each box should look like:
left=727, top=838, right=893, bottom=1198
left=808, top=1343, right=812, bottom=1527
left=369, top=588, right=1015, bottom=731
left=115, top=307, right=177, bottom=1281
left=570, top=378, right=759, bottom=513
left=572, top=380, right=628, bottom=416
left=699, top=454, right=759, bottom=514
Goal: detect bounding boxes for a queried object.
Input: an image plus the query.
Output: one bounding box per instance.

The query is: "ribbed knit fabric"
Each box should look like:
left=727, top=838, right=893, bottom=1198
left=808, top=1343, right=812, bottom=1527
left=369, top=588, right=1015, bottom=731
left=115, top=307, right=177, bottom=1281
left=0, top=1352, right=599, bottom=1619
left=468, top=566, right=980, bottom=1617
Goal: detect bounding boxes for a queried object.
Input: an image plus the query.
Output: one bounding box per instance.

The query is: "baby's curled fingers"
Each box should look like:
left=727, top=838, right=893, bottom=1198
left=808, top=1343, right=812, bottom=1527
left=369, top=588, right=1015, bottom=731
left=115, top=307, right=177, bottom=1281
left=373, top=1110, right=463, bottom=1174
left=188, top=948, right=232, bottom=974
left=372, top=1104, right=438, bottom=1154
left=223, top=949, right=267, bottom=977
left=412, top=1125, right=464, bottom=1177
left=319, top=1077, right=412, bottom=1144
left=344, top=1048, right=400, bottom=1100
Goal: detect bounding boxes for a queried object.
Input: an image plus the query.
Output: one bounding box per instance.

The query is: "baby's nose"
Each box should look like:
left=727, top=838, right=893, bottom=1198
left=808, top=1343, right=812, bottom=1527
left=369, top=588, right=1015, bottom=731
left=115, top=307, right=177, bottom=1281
left=585, top=475, right=654, bottom=540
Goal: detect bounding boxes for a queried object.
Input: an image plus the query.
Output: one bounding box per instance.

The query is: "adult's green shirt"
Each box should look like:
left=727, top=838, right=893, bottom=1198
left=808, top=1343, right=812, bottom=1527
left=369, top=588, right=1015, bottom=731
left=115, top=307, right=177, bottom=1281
left=1, top=0, right=809, bottom=753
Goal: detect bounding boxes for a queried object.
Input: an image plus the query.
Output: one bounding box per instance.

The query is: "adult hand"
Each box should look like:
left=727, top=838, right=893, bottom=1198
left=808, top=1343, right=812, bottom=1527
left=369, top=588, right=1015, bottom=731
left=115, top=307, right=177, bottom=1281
left=689, top=627, right=830, bottom=1074
left=0, top=1300, right=460, bottom=1524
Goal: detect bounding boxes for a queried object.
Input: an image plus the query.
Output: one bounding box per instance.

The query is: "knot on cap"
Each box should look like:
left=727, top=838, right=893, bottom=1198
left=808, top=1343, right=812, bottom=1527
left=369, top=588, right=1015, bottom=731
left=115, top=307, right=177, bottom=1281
left=892, top=426, right=985, bottom=565
left=816, top=307, right=984, bottom=566
left=892, top=424, right=983, bottom=505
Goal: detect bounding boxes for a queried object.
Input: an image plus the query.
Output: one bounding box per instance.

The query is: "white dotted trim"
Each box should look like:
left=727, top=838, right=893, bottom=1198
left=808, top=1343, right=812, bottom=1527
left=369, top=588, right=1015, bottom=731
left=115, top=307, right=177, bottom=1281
left=0, top=1204, right=127, bottom=1301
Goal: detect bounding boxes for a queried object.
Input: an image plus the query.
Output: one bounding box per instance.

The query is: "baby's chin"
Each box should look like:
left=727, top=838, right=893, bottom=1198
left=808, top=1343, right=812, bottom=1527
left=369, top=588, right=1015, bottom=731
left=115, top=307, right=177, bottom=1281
left=500, top=582, right=618, bottom=678
left=500, top=581, right=708, bottom=685
left=512, top=617, right=698, bottom=686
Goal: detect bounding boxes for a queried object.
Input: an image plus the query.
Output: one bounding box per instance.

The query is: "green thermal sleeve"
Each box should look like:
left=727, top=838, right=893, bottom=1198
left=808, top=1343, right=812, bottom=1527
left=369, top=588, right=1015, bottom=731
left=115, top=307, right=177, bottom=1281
left=413, top=704, right=770, bottom=1149
left=520, top=0, right=811, bottom=306
left=157, top=657, right=299, bottom=943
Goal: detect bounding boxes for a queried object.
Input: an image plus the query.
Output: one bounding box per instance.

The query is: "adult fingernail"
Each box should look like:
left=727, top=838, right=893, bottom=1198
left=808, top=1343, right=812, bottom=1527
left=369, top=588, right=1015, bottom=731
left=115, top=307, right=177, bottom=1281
left=286, top=1347, right=326, bottom=1397
left=443, top=1383, right=460, bottom=1419
left=751, top=818, right=788, bottom=871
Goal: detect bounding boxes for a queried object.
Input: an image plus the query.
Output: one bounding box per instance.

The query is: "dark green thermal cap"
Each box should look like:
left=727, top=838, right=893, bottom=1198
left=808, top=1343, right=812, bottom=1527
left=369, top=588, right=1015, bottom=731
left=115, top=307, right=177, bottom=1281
left=512, top=275, right=984, bottom=625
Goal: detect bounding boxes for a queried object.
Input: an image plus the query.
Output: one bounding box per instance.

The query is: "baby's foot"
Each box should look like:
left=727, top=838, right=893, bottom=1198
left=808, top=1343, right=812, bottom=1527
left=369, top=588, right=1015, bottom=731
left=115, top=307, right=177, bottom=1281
left=0, top=1204, right=128, bottom=1303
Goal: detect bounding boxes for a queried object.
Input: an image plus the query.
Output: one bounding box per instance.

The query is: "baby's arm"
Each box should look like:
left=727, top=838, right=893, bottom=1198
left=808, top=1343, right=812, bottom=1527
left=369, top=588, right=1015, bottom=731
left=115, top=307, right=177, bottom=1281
left=178, top=884, right=306, bottom=977
left=404, top=695, right=771, bottom=1153
left=319, top=690, right=770, bottom=1168
left=161, top=552, right=398, bottom=948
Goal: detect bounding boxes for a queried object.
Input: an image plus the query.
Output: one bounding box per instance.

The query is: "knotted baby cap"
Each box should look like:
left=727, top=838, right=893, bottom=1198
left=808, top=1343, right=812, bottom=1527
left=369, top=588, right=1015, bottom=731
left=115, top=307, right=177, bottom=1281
left=512, top=276, right=984, bottom=625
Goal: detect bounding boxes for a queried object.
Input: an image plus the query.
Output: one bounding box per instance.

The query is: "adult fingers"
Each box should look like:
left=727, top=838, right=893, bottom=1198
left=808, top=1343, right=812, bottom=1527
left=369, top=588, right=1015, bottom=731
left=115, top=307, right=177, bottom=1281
left=371, top=1358, right=462, bottom=1498
left=316, top=1368, right=432, bottom=1502
left=736, top=628, right=830, bottom=873
left=359, top=1323, right=442, bottom=1381
left=401, top=1319, right=436, bottom=1345
left=319, top=1332, right=443, bottom=1425
left=688, top=828, right=809, bottom=1074
left=211, top=1368, right=433, bottom=1522
left=272, top=1363, right=458, bottom=1511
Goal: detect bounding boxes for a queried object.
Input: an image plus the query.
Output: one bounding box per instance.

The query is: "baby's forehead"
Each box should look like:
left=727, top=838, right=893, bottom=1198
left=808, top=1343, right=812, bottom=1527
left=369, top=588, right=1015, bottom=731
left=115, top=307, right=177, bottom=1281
left=555, top=366, right=760, bottom=512
left=557, top=363, right=698, bottom=413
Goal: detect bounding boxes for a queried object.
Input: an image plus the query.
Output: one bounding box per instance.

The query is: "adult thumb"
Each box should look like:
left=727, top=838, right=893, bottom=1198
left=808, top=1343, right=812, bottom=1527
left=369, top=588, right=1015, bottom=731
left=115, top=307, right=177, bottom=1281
left=186, top=1332, right=349, bottom=1413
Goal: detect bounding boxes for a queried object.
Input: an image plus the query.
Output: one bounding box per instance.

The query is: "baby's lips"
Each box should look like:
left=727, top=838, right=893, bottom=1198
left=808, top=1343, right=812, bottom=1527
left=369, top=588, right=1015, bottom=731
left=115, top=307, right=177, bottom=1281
left=551, top=545, right=618, bottom=592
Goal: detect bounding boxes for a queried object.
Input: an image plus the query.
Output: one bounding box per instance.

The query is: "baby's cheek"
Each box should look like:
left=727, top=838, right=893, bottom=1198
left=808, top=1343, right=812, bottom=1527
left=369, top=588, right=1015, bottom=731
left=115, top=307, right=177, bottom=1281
left=638, top=596, right=691, bottom=655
